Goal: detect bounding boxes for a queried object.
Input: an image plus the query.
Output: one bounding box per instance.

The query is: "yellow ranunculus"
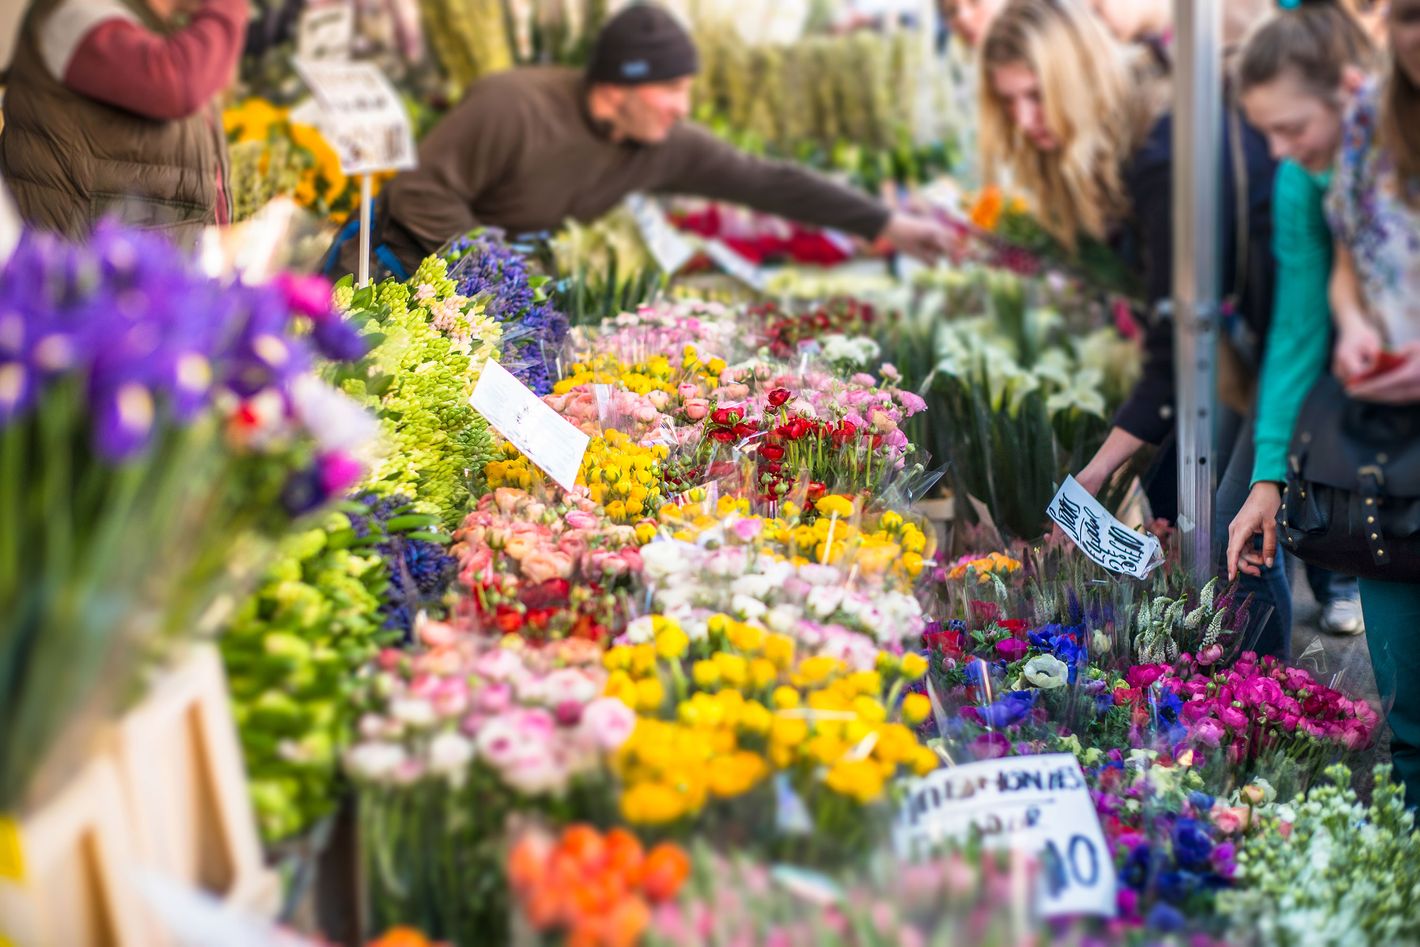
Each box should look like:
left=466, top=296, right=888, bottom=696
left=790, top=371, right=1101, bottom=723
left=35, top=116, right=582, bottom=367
left=901, top=692, right=931, bottom=726
left=620, top=782, right=686, bottom=824
left=824, top=758, right=886, bottom=804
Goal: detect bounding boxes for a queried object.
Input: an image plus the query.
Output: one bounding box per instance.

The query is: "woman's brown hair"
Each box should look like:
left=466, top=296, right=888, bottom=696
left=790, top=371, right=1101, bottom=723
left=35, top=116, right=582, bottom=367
left=1381, top=1, right=1420, bottom=207
left=1235, top=0, right=1379, bottom=100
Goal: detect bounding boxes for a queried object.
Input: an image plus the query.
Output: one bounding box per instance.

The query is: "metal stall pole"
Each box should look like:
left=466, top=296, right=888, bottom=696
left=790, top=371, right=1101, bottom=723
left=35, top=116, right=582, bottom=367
left=1172, top=0, right=1222, bottom=583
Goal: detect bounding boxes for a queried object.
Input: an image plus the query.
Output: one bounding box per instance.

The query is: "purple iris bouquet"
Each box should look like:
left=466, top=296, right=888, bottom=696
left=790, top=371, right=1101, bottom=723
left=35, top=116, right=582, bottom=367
left=443, top=231, right=569, bottom=395
left=0, top=222, right=374, bottom=811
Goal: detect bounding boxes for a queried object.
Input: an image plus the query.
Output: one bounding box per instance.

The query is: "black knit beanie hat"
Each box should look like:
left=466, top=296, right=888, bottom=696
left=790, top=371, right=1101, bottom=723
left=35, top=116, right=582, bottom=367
left=585, top=3, right=699, bottom=85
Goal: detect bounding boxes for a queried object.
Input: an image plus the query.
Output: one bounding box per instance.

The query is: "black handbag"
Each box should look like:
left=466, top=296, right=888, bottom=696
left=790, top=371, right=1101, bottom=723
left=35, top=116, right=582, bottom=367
left=1279, top=374, right=1420, bottom=580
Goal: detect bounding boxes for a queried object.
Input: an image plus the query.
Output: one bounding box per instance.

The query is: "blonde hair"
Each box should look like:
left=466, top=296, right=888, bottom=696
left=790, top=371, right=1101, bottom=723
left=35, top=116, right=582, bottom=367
left=978, top=0, right=1157, bottom=250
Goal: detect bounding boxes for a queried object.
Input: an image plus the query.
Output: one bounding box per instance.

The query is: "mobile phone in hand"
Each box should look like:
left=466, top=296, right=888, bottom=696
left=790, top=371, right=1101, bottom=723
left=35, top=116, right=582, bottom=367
left=1347, top=350, right=1406, bottom=386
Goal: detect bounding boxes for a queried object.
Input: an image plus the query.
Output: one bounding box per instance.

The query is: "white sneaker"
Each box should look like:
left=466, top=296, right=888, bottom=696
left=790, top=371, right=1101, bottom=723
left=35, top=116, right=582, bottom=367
left=1320, top=598, right=1365, bottom=636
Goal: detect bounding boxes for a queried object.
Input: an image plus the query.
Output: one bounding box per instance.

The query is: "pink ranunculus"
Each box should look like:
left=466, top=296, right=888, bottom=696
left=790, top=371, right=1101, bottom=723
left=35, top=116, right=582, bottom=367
left=1196, top=643, right=1224, bottom=667
left=648, top=389, right=671, bottom=410
left=521, top=549, right=572, bottom=584
left=580, top=696, right=638, bottom=749
left=1193, top=717, right=1225, bottom=746
left=898, top=390, right=927, bottom=415
left=473, top=648, right=522, bottom=682
left=554, top=700, right=585, bottom=726
left=678, top=383, right=700, bottom=399
left=419, top=620, right=459, bottom=648
left=684, top=398, right=710, bottom=421
left=476, top=682, right=513, bottom=714
left=1279, top=712, right=1300, bottom=733
left=731, top=517, right=763, bottom=542
left=1218, top=705, right=1249, bottom=731
left=275, top=272, right=335, bottom=319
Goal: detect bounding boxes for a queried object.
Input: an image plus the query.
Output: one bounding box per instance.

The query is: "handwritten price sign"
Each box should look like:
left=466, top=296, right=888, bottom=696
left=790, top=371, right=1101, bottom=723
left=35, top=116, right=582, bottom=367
left=1047, top=476, right=1163, bottom=579
left=894, top=754, right=1117, bottom=918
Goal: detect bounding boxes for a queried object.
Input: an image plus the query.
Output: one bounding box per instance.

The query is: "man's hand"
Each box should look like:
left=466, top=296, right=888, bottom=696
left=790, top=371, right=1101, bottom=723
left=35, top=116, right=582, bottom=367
left=1333, top=316, right=1384, bottom=383
left=1227, top=481, right=1282, bottom=580
left=880, top=212, right=955, bottom=263
left=1346, top=341, right=1420, bottom=404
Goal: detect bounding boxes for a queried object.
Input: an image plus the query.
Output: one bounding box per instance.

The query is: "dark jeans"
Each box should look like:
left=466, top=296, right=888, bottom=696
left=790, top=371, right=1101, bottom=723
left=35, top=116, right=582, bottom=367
left=1301, top=561, right=1360, bottom=608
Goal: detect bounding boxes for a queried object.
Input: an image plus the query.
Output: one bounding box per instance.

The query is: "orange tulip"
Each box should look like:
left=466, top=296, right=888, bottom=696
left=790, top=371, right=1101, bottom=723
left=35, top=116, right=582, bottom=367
left=367, top=928, right=435, bottom=947
left=606, top=896, right=652, bottom=947
left=604, top=828, right=645, bottom=880
left=639, top=843, right=691, bottom=902
left=561, top=824, right=609, bottom=870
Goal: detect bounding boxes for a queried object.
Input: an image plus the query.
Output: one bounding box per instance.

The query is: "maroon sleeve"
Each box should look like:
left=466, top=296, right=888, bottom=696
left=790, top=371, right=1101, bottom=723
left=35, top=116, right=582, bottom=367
left=60, top=0, right=248, bottom=121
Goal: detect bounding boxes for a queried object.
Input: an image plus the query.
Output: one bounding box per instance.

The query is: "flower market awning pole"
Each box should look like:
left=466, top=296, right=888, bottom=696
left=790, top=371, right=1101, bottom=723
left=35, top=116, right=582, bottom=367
left=1171, top=0, right=1222, bottom=583
left=358, top=174, right=373, bottom=288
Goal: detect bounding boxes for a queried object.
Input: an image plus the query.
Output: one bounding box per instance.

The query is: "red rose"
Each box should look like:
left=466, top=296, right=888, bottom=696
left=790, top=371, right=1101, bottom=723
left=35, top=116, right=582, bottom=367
left=767, top=388, right=791, bottom=408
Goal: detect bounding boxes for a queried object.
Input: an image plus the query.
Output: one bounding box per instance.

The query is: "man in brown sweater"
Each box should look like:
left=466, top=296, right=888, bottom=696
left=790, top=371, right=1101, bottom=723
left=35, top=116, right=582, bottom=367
left=332, top=2, right=954, bottom=278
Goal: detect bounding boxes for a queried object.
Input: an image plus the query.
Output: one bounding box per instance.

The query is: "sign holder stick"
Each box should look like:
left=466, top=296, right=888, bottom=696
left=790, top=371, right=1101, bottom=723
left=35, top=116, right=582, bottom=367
left=357, top=174, right=373, bottom=288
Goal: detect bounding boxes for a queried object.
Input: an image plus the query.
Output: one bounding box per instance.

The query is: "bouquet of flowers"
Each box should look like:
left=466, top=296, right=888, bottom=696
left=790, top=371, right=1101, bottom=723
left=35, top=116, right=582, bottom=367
left=450, top=487, right=646, bottom=642
left=508, top=825, right=691, bottom=947
left=0, top=223, right=372, bottom=811
left=602, top=611, right=935, bottom=866
left=349, top=633, right=629, bottom=945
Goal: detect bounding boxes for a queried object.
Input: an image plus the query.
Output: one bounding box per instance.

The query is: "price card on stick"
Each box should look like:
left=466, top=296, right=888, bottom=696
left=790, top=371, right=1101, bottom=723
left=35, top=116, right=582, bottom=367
left=293, top=59, right=416, bottom=175
left=894, top=753, right=1117, bottom=918
left=1047, top=476, right=1163, bottom=579
left=296, top=3, right=355, bottom=62
left=470, top=360, right=590, bottom=492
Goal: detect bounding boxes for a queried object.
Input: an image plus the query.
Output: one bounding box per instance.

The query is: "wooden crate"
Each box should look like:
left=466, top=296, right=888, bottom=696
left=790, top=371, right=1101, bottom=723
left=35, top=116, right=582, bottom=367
left=0, top=755, right=155, bottom=947
left=110, top=644, right=281, bottom=931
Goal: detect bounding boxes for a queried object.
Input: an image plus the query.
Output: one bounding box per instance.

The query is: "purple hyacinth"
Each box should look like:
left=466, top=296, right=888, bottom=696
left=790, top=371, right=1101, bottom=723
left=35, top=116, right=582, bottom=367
left=445, top=232, right=569, bottom=395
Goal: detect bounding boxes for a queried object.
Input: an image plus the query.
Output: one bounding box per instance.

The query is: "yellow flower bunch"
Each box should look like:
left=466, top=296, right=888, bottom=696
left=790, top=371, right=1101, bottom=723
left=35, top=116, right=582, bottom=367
left=581, top=430, right=668, bottom=521
left=947, top=552, right=1024, bottom=583
left=603, top=614, right=937, bottom=825
left=654, top=494, right=931, bottom=587
left=485, top=430, right=668, bottom=523
left=551, top=347, right=726, bottom=398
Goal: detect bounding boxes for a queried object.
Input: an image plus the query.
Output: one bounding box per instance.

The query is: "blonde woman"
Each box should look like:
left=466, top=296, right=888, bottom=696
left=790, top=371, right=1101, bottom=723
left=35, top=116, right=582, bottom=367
left=979, top=0, right=1288, bottom=657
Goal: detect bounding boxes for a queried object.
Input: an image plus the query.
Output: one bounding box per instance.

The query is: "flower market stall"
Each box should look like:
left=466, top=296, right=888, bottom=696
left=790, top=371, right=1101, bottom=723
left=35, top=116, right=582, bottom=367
left=2, top=1, right=1419, bottom=946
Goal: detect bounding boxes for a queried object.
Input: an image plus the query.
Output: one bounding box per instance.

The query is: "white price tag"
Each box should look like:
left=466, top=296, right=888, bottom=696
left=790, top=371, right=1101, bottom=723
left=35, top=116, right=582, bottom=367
left=625, top=193, right=695, bottom=275
left=1047, top=476, right=1163, bottom=579
left=293, top=60, right=416, bottom=175
left=704, top=238, right=768, bottom=293
left=296, top=4, right=354, bottom=62
left=470, top=360, right=590, bottom=492
left=0, top=175, right=20, bottom=266
left=895, top=754, right=1116, bottom=918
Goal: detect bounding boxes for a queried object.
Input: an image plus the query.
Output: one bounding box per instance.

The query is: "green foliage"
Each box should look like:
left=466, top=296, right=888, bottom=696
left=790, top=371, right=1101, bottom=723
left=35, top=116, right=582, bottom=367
left=223, top=512, right=395, bottom=842
left=331, top=266, right=501, bottom=527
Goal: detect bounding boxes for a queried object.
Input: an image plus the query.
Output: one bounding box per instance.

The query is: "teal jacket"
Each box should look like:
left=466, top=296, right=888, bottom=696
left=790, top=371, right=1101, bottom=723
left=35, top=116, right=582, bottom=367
left=1253, top=160, right=1334, bottom=485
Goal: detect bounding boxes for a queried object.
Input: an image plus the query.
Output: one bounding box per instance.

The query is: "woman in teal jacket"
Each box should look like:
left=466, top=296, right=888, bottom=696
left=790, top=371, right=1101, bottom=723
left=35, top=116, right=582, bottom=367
left=1227, top=0, right=1420, bottom=807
